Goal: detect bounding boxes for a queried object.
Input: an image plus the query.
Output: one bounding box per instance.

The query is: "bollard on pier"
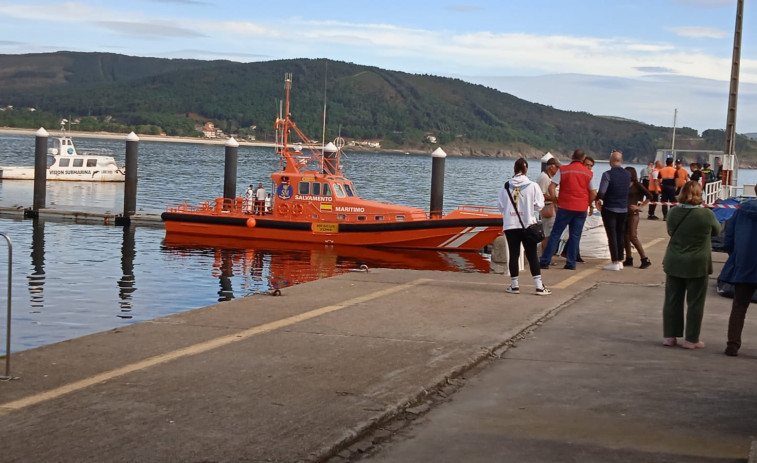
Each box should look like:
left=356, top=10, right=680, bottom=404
left=117, top=132, right=139, bottom=225
left=29, top=127, right=49, bottom=217
left=429, top=147, right=446, bottom=218
left=223, top=138, right=239, bottom=205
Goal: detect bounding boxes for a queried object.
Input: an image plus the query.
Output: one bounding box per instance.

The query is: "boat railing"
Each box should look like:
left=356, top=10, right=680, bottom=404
left=456, top=205, right=501, bottom=214
left=166, top=197, right=245, bottom=214
left=704, top=181, right=723, bottom=204
left=78, top=148, right=114, bottom=157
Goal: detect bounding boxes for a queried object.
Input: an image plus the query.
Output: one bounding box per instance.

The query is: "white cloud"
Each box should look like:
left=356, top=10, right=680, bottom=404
left=670, top=26, right=728, bottom=39
left=0, top=2, right=137, bottom=22
left=96, top=21, right=205, bottom=39
left=464, top=73, right=757, bottom=132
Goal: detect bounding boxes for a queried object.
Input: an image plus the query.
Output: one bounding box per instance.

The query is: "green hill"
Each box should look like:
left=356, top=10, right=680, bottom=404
left=1, top=51, right=755, bottom=162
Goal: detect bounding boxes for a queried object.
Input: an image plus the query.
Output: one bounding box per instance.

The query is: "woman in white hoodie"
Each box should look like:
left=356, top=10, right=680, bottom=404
left=497, top=158, right=551, bottom=295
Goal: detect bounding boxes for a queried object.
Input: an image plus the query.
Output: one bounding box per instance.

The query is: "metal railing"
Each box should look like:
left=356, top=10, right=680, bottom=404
left=0, top=232, right=13, bottom=380
left=703, top=181, right=722, bottom=205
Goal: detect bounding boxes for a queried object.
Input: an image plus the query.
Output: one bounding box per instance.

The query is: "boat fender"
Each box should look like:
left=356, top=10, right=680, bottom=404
left=292, top=204, right=304, bottom=216
left=278, top=203, right=289, bottom=215
left=246, top=217, right=256, bottom=228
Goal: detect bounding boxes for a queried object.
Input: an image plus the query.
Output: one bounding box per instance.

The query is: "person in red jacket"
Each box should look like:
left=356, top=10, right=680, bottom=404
left=539, top=149, right=597, bottom=270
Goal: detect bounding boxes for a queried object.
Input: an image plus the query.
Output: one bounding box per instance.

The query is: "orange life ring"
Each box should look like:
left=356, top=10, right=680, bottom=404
left=292, top=204, right=304, bottom=216
left=277, top=203, right=289, bottom=215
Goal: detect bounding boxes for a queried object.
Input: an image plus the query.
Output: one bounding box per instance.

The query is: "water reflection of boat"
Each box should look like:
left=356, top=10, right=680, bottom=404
left=0, top=174, right=122, bottom=209
left=162, top=74, right=502, bottom=251
left=0, top=122, right=125, bottom=182
left=161, top=235, right=490, bottom=298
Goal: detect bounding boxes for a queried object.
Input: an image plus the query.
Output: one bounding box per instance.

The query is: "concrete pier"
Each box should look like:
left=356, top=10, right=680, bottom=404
left=0, top=218, right=755, bottom=463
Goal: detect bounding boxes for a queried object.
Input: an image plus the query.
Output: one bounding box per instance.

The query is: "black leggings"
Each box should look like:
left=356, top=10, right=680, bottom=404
left=601, top=209, right=627, bottom=262
left=504, top=229, right=541, bottom=278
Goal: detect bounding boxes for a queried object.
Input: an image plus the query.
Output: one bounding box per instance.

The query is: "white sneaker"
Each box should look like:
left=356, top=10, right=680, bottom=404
left=603, top=263, right=621, bottom=271
left=619, top=262, right=624, bottom=269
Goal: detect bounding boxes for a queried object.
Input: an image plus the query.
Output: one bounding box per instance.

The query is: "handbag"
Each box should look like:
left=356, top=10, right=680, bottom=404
left=504, top=181, right=545, bottom=244
left=541, top=202, right=555, bottom=219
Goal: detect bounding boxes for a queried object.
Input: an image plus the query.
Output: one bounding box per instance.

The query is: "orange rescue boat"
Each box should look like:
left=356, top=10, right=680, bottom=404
left=162, top=74, right=503, bottom=251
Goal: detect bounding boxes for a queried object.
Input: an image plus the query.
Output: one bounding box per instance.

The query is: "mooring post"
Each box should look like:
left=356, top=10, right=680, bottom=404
left=119, top=132, right=140, bottom=225
left=31, top=127, right=49, bottom=216
left=223, top=138, right=239, bottom=206
left=430, top=147, right=446, bottom=218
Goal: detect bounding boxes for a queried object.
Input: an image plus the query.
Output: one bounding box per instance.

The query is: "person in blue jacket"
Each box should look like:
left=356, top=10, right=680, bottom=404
left=718, top=185, right=757, bottom=356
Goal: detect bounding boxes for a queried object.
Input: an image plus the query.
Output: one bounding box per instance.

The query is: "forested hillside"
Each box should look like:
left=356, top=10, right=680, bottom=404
left=1, top=51, right=755, bottom=162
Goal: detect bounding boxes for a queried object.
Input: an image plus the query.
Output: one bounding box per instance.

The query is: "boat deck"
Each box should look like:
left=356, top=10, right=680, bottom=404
left=1, top=218, right=755, bottom=462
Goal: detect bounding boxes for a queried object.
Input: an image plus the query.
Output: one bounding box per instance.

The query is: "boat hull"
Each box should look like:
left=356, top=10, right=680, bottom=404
left=0, top=166, right=125, bottom=182
left=162, top=212, right=502, bottom=251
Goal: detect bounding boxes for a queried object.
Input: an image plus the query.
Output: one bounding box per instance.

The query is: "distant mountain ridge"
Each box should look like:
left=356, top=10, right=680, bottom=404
left=1, top=51, right=755, bottom=162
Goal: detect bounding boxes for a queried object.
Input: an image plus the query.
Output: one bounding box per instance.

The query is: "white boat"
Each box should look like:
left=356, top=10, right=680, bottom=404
left=0, top=124, right=125, bottom=182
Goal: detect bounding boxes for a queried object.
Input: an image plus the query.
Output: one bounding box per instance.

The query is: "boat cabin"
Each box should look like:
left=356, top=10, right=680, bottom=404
left=270, top=170, right=428, bottom=224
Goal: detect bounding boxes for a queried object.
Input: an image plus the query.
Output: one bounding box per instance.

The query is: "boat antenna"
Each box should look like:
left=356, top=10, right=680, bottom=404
left=321, top=62, right=328, bottom=172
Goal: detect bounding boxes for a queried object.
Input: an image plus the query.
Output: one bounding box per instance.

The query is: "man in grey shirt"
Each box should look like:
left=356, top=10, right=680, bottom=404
left=537, top=157, right=560, bottom=249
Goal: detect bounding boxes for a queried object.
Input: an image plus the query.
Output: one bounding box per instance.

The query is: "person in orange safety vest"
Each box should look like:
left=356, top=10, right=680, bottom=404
left=647, top=160, right=663, bottom=220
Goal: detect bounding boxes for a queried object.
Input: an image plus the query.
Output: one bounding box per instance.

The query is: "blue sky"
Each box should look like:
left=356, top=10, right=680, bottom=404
left=1, top=0, right=755, bottom=133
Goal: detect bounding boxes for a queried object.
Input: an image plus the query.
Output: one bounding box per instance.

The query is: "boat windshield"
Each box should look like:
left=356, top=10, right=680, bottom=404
left=344, top=183, right=355, bottom=197
left=333, top=183, right=346, bottom=198
left=299, top=181, right=332, bottom=197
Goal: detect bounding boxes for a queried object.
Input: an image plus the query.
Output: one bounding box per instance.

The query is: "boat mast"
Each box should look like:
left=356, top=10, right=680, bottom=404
left=283, top=73, right=292, bottom=153
left=723, top=0, right=744, bottom=187
left=321, top=63, right=328, bottom=173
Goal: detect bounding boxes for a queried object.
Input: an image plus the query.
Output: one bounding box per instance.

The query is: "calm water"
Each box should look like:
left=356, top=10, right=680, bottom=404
left=0, top=134, right=506, bottom=352
left=1, top=133, right=756, bottom=353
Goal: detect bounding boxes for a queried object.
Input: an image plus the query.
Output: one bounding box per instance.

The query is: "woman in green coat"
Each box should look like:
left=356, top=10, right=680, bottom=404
left=662, top=181, right=721, bottom=349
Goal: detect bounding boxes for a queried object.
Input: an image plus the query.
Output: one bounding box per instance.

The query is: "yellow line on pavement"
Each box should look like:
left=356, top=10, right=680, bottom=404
left=552, top=237, right=665, bottom=289
left=644, top=237, right=665, bottom=248
left=552, top=268, right=598, bottom=289
left=0, top=278, right=430, bottom=413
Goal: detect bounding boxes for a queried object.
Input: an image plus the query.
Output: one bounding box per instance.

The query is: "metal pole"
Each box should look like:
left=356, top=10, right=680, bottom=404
left=724, top=0, right=743, bottom=160
left=32, top=128, right=49, bottom=213
left=429, top=147, right=447, bottom=218
left=1, top=233, right=12, bottom=380
left=223, top=138, right=239, bottom=203
left=123, top=132, right=140, bottom=221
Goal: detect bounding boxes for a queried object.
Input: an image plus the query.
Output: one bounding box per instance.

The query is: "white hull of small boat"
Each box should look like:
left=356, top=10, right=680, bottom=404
left=0, top=127, right=125, bottom=182
left=0, top=164, right=125, bottom=182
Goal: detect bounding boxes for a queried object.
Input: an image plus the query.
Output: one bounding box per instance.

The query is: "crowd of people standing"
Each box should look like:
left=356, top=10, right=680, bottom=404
left=497, top=150, right=756, bottom=357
